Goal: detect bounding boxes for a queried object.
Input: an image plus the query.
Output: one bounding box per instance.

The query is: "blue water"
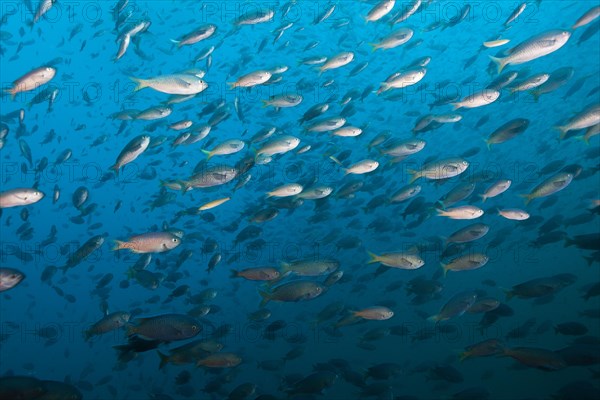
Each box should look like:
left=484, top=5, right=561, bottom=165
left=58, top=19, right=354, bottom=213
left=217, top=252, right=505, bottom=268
left=1, top=0, right=599, bottom=399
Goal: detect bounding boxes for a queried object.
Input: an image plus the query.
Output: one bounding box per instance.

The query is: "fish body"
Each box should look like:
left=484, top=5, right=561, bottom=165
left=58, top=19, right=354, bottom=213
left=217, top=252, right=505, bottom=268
left=0, top=188, right=44, bottom=208
left=113, top=232, right=181, bottom=253
left=489, top=30, right=570, bottom=73
left=5, top=67, right=56, bottom=99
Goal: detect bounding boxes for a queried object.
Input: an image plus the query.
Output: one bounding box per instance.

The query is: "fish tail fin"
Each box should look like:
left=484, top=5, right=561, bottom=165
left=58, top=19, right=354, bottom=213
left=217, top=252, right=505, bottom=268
left=125, top=268, right=137, bottom=280
left=483, top=138, right=492, bottom=150
left=366, top=251, right=380, bottom=264
left=407, top=169, right=420, bottom=184
left=368, top=43, right=378, bottom=52
left=4, top=88, right=17, bottom=100
left=83, top=329, right=92, bottom=342
left=427, top=314, right=440, bottom=323
left=479, top=194, right=487, bottom=202
left=583, top=256, right=594, bottom=267
left=279, top=262, right=291, bottom=275
left=227, top=82, right=237, bottom=89
left=488, top=55, right=507, bottom=74
left=261, top=100, right=270, bottom=108
left=328, top=155, right=342, bottom=166
left=129, top=77, right=148, bottom=92
left=201, top=149, right=213, bottom=159
left=563, top=237, right=574, bottom=247
left=574, top=135, right=589, bottom=145
left=458, top=351, right=469, bottom=362
left=109, top=164, right=119, bottom=176
left=519, top=193, right=533, bottom=206
left=555, top=125, right=568, bottom=139
left=176, top=180, right=190, bottom=194
left=436, top=209, right=447, bottom=217
left=112, top=240, right=126, bottom=251
left=258, top=289, right=272, bottom=307
left=441, top=262, right=449, bottom=278
left=450, top=102, right=462, bottom=110
left=169, top=39, right=180, bottom=47
left=230, top=269, right=239, bottom=278
left=158, top=351, right=170, bottom=369
left=502, top=288, right=514, bottom=301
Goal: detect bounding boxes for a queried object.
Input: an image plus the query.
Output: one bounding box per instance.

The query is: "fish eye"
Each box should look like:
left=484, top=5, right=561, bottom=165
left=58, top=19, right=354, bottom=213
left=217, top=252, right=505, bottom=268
left=192, top=325, right=198, bottom=331
left=172, top=238, right=178, bottom=242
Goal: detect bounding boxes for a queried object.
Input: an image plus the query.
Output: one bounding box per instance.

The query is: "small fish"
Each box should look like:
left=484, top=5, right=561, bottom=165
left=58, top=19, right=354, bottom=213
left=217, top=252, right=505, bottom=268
left=0, top=268, right=26, bottom=292
left=127, top=314, right=201, bottom=342
left=110, top=135, right=150, bottom=176
left=85, top=312, right=131, bottom=341
left=259, top=281, right=326, bottom=306
left=113, top=232, right=181, bottom=254
left=0, top=188, right=44, bottom=208
left=489, top=30, right=571, bottom=73
left=5, top=67, right=56, bottom=99
left=130, top=72, right=207, bottom=95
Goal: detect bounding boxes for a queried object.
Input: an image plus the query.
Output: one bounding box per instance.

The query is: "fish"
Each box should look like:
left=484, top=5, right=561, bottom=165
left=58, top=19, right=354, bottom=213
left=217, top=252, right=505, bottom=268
left=113, top=232, right=181, bottom=253
left=230, top=267, right=280, bottom=281
left=171, top=24, right=216, bottom=47
left=259, top=281, right=326, bottom=306
left=480, top=180, right=511, bottom=201
left=489, top=30, right=571, bottom=73
left=366, top=0, right=396, bottom=22
left=130, top=73, right=208, bottom=95
left=4, top=66, right=56, bottom=99
left=176, top=165, right=238, bottom=192
left=267, top=183, right=303, bottom=198
left=61, top=235, right=105, bottom=273
left=85, top=312, right=131, bottom=341
left=228, top=70, right=272, bottom=88
left=441, top=253, right=489, bottom=276
left=196, top=352, right=242, bottom=368
left=367, top=251, right=424, bottom=270
left=408, top=158, right=469, bottom=183
left=127, top=314, right=201, bottom=342
left=572, top=6, right=600, bottom=29
left=428, top=291, right=478, bottom=322
left=502, top=347, right=566, bottom=371
left=485, top=119, right=529, bottom=148
left=498, top=208, right=530, bottom=221
left=555, top=104, right=600, bottom=139
left=0, top=268, right=26, bottom=292
left=202, top=140, right=245, bottom=159
left=280, top=259, right=339, bottom=277
left=110, top=135, right=150, bottom=176
left=436, top=206, right=484, bottom=220
left=319, top=52, right=354, bottom=74
left=520, top=172, right=573, bottom=205
left=370, top=28, right=413, bottom=51
left=452, top=89, right=500, bottom=109
left=0, top=188, right=44, bottom=208
left=377, top=68, right=426, bottom=94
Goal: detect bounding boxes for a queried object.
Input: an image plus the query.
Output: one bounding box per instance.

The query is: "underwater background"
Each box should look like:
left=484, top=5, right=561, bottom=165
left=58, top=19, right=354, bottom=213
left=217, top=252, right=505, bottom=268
left=0, top=0, right=599, bottom=399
